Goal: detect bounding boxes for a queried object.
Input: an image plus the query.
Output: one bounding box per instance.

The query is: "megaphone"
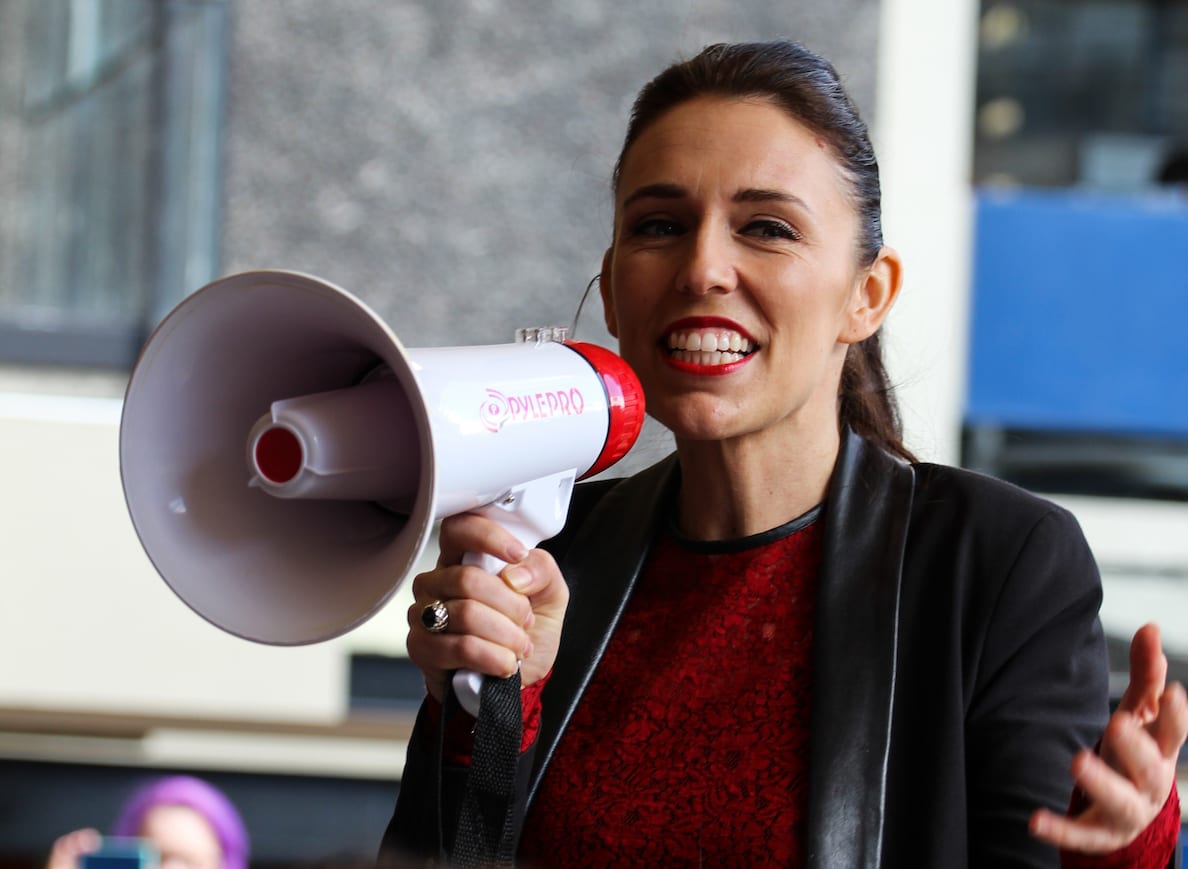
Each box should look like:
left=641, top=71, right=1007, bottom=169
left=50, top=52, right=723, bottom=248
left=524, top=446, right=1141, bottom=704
left=119, top=270, right=645, bottom=710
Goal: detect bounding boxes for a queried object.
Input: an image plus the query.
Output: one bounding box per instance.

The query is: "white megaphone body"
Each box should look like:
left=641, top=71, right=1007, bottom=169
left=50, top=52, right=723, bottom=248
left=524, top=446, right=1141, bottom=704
left=119, top=269, right=645, bottom=715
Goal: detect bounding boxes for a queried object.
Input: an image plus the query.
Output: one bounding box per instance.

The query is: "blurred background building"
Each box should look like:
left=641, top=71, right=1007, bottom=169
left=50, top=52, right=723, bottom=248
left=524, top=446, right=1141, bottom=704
left=0, top=0, right=1184, bottom=864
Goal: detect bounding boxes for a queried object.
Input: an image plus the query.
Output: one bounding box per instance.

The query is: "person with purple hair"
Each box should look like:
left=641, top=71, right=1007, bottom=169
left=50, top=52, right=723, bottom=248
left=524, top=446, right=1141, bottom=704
left=45, top=775, right=249, bottom=869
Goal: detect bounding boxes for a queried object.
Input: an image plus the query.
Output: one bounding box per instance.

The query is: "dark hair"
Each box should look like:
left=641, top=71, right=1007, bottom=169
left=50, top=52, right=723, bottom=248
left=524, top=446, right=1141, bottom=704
left=612, top=40, right=915, bottom=463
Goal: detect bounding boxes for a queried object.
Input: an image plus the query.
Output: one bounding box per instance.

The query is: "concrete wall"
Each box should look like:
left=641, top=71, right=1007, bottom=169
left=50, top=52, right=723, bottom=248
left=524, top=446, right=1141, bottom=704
left=218, top=0, right=880, bottom=351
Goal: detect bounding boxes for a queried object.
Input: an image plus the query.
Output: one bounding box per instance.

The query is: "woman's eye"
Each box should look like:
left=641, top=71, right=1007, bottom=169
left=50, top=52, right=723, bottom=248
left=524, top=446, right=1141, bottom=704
left=630, top=217, right=683, bottom=237
left=743, top=219, right=799, bottom=240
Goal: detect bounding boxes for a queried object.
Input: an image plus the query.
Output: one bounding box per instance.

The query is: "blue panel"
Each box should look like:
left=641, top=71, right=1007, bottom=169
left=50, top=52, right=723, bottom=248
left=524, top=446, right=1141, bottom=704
left=966, top=189, right=1188, bottom=437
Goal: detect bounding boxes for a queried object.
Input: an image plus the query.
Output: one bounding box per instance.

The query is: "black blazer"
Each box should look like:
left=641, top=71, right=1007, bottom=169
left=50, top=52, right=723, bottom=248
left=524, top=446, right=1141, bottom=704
left=384, top=429, right=1134, bottom=867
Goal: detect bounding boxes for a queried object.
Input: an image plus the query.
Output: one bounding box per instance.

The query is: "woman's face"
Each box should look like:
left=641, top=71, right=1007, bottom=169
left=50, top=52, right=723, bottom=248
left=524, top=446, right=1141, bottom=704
left=601, top=95, right=895, bottom=446
left=140, top=805, right=223, bottom=869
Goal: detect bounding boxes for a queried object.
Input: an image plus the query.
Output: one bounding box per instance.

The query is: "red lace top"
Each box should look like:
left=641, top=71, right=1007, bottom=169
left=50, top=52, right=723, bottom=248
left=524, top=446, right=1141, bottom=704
left=520, top=508, right=824, bottom=865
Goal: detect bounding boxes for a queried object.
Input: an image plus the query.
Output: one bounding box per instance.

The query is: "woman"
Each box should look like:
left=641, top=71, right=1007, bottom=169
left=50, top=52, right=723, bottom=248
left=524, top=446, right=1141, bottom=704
left=381, top=41, right=1185, bottom=867
left=46, top=775, right=249, bottom=869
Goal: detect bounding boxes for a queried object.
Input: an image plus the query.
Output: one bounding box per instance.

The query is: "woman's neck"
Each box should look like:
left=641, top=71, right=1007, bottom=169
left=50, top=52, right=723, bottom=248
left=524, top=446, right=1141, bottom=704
left=673, top=421, right=840, bottom=541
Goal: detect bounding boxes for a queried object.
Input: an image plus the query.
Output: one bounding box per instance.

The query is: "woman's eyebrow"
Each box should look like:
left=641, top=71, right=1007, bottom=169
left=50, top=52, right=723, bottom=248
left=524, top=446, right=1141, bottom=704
left=734, top=187, right=813, bottom=213
left=621, top=182, right=686, bottom=208
left=622, top=183, right=812, bottom=214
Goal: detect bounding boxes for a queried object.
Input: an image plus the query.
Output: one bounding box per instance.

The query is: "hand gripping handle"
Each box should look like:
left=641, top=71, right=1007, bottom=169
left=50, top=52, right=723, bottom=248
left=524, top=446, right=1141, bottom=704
left=450, top=470, right=575, bottom=717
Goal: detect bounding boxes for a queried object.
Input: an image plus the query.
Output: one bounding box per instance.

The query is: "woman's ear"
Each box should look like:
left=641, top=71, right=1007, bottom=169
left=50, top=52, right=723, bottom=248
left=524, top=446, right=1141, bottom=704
left=599, top=248, right=619, bottom=338
left=840, top=245, right=903, bottom=344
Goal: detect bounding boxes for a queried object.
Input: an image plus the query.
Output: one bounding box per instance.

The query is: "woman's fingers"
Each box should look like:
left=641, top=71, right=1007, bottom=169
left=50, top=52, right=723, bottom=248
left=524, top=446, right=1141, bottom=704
left=1035, top=808, right=1126, bottom=855
left=436, top=512, right=529, bottom=568
left=1152, top=681, right=1188, bottom=759
left=1029, top=805, right=1128, bottom=854
left=404, top=513, right=572, bottom=701
left=503, top=548, right=569, bottom=619
left=1074, top=746, right=1158, bottom=828
left=1029, top=749, right=1150, bottom=853
left=406, top=618, right=524, bottom=677
left=412, top=563, right=534, bottom=628
left=1035, top=687, right=1185, bottom=855
left=407, top=594, right=532, bottom=661
left=406, top=568, right=532, bottom=691
left=1031, top=625, right=1185, bottom=857
left=1099, top=713, right=1171, bottom=800
left=405, top=548, right=571, bottom=697
left=1118, top=623, right=1167, bottom=722
left=506, top=548, right=569, bottom=686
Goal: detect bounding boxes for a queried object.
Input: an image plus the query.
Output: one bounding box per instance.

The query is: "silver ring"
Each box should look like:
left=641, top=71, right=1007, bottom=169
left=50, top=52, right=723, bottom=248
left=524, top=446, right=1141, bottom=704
left=421, top=600, right=449, bottom=633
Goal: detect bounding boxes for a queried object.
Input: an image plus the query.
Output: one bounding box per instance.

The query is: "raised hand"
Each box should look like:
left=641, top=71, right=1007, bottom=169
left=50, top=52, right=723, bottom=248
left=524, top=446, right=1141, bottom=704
left=45, top=828, right=101, bottom=869
left=1030, top=622, right=1187, bottom=853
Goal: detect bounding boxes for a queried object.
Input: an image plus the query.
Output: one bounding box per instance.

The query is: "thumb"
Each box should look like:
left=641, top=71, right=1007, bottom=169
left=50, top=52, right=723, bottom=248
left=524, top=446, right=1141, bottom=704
left=501, top=549, right=568, bottom=615
left=1119, top=623, right=1167, bottom=721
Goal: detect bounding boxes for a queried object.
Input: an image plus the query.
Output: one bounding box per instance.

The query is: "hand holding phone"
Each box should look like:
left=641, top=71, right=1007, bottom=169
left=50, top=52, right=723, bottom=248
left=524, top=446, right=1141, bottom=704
left=79, top=838, right=158, bottom=869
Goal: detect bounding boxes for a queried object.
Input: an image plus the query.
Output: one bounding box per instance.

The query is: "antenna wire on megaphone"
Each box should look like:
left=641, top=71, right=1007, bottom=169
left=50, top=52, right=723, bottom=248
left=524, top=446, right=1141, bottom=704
left=569, top=274, right=601, bottom=340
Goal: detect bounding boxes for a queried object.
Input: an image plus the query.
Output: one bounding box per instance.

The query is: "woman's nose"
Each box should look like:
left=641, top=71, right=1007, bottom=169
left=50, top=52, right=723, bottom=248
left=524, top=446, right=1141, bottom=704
left=676, top=224, right=737, bottom=295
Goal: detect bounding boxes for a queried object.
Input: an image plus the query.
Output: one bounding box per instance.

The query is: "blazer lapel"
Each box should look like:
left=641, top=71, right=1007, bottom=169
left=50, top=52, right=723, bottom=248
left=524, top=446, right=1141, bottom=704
left=805, top=429, right=914, bottom=869
left=527, top=455, right=679, bottom=808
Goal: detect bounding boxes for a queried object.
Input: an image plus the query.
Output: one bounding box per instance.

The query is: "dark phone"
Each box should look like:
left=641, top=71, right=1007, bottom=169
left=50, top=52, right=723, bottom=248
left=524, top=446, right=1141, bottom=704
left=80, top=838, right=158, bottom=869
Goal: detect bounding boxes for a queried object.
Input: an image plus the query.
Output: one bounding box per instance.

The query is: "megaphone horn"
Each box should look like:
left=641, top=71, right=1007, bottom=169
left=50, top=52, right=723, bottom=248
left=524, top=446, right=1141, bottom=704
left=119, top=270, right=645, bottom=663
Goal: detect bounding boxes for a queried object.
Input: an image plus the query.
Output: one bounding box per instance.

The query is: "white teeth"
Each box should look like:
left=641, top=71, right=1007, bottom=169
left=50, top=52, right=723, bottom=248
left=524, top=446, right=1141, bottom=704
left=669, top=349, right=746, bottom=365
left=667, top=329, right=753, bottom=360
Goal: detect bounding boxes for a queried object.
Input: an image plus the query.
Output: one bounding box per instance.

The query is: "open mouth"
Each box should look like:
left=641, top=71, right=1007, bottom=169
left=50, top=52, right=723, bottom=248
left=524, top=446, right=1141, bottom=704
left=665, top=327, right=757, bottom=367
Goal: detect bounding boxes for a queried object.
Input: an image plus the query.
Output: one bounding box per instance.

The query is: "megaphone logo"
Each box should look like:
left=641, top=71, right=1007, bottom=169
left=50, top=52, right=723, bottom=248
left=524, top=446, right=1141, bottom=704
left=119, top=270, right=645, bottom=650
left=480, top=389, right=510, bottom=433
left=480, top=386, right=591, bottom=434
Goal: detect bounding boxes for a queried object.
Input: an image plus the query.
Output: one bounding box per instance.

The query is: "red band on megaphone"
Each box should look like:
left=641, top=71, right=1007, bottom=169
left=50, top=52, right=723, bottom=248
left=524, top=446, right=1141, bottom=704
left=565, top=341, right=646, bottom=479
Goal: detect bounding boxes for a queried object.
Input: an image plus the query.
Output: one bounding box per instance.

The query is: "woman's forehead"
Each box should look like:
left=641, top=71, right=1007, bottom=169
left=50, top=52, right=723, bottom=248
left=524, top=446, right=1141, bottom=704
left=616, top=96, right=849, bottom=208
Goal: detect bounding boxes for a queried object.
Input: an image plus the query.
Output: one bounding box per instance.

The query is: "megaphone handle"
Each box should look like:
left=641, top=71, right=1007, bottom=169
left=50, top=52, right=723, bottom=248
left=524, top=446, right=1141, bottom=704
left=451, top=551, right=523, bottom=719
left=460, top=550, right=512, bottom=576
left=449, top=470, right=577, bottom=718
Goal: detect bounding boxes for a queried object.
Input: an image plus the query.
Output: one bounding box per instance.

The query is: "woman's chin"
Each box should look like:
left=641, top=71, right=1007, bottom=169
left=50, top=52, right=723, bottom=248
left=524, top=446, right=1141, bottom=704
left=650, top=398, right=750, bottom=444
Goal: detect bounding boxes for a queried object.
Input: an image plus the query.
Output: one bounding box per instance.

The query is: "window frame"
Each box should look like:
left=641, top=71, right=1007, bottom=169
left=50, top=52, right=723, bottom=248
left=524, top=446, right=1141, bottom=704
left=0, top=0, right=228, bottom=371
